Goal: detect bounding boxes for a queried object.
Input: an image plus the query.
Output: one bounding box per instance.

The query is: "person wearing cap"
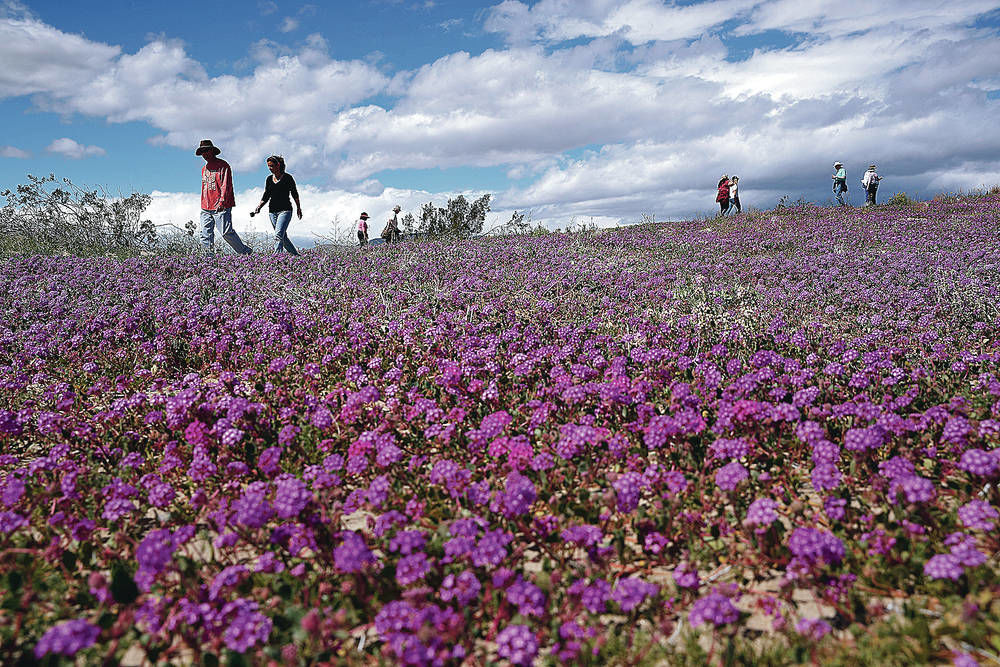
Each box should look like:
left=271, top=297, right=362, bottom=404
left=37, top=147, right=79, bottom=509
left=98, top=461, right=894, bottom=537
left=716, top=175, right=731, bottom=216
left=252, top=155, right=301, bottom=255
left=831, top=162, right=848, bottom=207
left=196, top=139, right=252, bottom=255
left=357, top=212, right=370, bottom=247
left=382, top=204, right=402, bottom=244
left=861, top=164, right=881, bottom=207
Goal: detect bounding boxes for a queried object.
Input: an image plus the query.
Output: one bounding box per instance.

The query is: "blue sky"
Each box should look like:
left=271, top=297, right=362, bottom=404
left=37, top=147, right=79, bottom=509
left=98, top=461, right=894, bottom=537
left=2, top=0, right=1000, bottom=240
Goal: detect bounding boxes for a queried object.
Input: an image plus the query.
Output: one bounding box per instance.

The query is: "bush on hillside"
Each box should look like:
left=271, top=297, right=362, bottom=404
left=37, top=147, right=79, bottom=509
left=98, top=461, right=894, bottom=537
left=885, top=191, right=918, bottom=207
left=0, top=174, right=157, bottom=256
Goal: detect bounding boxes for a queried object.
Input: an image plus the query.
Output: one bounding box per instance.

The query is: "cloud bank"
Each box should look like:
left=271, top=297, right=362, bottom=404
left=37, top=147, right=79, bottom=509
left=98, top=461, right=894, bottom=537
left=1, top=1, right=999, bottom=226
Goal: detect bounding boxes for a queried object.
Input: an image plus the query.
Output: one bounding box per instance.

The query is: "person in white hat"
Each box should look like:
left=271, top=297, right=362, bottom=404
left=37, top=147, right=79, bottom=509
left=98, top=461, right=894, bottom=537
left=196, top=139, right=252, bottom=254
left=861, top=164, right=881, bottom=206
left=831, top=162, right=848, bottom=207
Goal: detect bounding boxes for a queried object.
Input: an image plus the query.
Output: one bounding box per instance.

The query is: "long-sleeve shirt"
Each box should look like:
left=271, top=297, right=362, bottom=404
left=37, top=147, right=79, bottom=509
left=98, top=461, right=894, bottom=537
left=862, top=170, right=879, bottom=189
left=201, top=157, right=236, bottom=210
left=833, top=168, right=847, bottom=184
left=261, top=173, right=299, bottom=213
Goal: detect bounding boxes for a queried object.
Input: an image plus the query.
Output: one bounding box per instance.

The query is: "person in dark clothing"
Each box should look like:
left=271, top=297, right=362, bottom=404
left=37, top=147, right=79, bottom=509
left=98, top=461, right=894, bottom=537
left=716, top=175, right=730, bottom=215
left=862, top=164, right=881, bottom=206
left=383, top=204, right=403, bottom=243
left=252, top=155, right=301, bottom=255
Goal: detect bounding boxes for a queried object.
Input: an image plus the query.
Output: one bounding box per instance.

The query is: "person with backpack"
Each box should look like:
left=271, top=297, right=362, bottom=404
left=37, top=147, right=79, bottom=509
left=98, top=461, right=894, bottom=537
left=252, top=155, right=301, bottom=255
left=196, top=139, right=253, bottom=255
left=716, top=175, right=731, bottom=216
left=832, top=162, right=848, bottom=206
left=382, top=205, right=402, bottom=244
left=861, top=164, right=881, bottom=206
left=357, top=212, right=370, bottom=247
left=727, top=176, right=742, bottom=215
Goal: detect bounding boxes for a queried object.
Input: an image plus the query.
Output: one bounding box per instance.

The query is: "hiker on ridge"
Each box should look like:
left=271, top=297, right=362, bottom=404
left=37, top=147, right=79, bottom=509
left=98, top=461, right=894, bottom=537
left=357, top=212, right=370, bottom=247
left=727, top=176, right=742, bottom=215
left=832, top=162, right=848, bottom=207
left=716, top=175, right=731, bottom=216
left=196, top=139, right=253, bottom=255
left=382, top=205, right=402, bottom=244
left=862, top=164, right=881, bottom=207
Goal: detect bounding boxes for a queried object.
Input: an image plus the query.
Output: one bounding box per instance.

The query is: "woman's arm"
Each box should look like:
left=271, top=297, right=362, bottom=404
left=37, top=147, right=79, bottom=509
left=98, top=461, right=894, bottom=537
left=255, top=179, right=271, bottom=214
left=290, top=175, right=302, bottom=218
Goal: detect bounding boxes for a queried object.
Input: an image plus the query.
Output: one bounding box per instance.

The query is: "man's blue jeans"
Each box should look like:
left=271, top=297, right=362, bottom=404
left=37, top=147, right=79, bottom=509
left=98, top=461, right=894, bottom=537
left=269, top=210, right=299, bottom=255
left=199, top=208, right=252, bottom=254
left=833, top=182, right=848, bottom=206
left=833, top=183, right=847, bottom=206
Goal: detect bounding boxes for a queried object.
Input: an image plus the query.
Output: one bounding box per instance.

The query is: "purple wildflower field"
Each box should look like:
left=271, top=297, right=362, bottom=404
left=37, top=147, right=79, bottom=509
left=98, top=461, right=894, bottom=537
left=1, top=196, right=999, bottom=665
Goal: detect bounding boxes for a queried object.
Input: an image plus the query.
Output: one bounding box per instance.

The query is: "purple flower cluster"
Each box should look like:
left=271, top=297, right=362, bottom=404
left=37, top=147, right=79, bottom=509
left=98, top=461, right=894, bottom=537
left=715, top=461, right=749, bottom=491
left=689, top=592, right=740, bottom=627
left=744, top=497, right=780, bottom=528
left=34, top=619, right=100, bottom=658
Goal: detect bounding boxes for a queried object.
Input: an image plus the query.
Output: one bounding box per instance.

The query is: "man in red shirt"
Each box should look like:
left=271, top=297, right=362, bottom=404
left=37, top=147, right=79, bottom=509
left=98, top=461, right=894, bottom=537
left=196, top=139, right=252, bottom=255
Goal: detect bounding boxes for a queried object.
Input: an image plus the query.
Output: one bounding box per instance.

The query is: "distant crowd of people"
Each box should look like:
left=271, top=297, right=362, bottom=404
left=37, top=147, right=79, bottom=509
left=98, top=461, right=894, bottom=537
left=196, top=138, right=404, bottom=255
left=195, top=138, right=891, bottom=256
left=713, top=163, right=883, bottom=216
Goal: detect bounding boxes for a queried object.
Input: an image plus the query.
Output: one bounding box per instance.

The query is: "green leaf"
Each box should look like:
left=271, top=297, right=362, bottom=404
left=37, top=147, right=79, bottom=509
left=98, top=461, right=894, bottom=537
left=110, top=563, right=140, bottom=605
left=225, top=650, right=249, bottom=667
left=6, top=570, right=23, bottom=594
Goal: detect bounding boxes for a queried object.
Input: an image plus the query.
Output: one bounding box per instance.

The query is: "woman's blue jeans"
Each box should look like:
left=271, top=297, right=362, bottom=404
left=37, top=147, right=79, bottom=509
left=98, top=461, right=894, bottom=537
left=269, top=210, right=299, bottom=255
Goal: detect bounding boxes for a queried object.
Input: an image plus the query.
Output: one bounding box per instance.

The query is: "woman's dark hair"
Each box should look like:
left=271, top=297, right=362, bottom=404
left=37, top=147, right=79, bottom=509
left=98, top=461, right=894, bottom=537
left=266, top=155, right=286, bottom=171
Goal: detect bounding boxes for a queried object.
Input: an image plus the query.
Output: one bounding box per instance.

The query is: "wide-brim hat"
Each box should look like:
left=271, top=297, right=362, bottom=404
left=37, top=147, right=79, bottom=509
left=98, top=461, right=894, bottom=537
left=868, top=164, right=877, bottom=169
left=360, top=212, right=370, bottom=219
left=833, top=162, right=843, bottom=168
left=196, top=139, right=221, bottom=156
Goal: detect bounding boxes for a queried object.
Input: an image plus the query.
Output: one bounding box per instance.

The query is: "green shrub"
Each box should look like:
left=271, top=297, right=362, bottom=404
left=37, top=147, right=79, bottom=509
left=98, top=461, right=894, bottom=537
left=885, top=191, right=917, bottom=207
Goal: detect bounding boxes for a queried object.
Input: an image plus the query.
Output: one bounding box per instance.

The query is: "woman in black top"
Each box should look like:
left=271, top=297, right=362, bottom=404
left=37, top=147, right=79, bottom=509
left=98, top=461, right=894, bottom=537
left=253, top=155, right=302, bottom=255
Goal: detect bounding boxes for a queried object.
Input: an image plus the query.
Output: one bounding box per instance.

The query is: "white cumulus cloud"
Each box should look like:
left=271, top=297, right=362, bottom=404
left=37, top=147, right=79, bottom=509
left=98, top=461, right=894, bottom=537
left=0, top=145, right=30, bottom=158
left=45, top=137, right=106, bottom=159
